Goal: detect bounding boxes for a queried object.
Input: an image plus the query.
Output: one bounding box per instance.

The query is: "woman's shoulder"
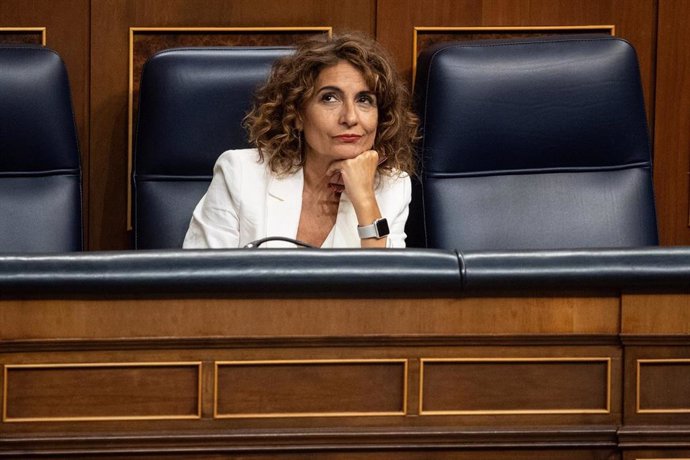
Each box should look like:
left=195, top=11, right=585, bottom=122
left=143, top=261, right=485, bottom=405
left=214, top=148, right=270, bottom=175
left=215, top=148, right=262, bottom=167
left=378, top=169, right=411, bottom=189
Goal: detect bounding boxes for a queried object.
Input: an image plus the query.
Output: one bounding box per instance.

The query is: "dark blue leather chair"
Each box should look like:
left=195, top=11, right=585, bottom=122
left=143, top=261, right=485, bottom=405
left=415, top=35, right=658, bottom=250
left=133, top=47, right=293, bottom=249
left=0, top=46, right=82, bottom=252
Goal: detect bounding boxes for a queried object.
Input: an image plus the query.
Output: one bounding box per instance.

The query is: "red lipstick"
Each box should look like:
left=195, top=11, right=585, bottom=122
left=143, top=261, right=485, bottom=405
left=334, top=134, right=362, bottom=143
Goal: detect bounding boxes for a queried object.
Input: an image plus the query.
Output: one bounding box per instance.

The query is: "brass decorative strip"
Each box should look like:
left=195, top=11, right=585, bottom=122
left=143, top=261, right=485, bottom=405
left=127, top=26, right=332, bottom=229
left=0, top=27, right=46, bottom=46
left=3, top=361, right=202, bottom=422
left=214, top=358, right=407, bottom=418
left=412, top=25, right=615, bottom=88
left=637, top=358, right=690, bottom=413
left=419, top=357, right=612, bottom=415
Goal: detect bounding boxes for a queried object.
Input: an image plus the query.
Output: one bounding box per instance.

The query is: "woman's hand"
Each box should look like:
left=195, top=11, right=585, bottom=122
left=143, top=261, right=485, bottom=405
left=326, top=150, right=387, bottom=248
left=326, top=149, right=379, bottom=205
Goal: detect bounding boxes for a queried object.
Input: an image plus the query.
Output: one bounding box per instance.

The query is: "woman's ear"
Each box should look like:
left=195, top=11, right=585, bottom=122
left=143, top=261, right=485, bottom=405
left=295, top=116, right=303, bottom=131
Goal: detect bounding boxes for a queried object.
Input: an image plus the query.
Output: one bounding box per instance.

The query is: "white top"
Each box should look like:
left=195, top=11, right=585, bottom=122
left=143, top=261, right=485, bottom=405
left=183, top=148, right=411, bottom=249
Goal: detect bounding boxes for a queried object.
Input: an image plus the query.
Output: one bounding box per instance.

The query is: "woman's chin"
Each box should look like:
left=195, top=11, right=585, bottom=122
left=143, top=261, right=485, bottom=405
left=332, top=146, right=366, bottom=159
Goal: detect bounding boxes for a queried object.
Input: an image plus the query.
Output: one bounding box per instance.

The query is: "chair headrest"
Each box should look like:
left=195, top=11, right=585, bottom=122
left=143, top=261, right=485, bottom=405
left=0, top=46, right=80, bottom=174
left=415, top=35, right=651, bottom=176
left=134, top=47, right=294, bottom=178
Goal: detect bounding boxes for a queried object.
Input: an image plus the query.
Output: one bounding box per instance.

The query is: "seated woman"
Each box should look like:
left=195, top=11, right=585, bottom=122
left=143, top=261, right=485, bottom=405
left=183, top=33, right=418, bottom=249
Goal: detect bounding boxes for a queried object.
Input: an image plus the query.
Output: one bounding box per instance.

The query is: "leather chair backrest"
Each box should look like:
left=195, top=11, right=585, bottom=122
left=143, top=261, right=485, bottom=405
left=415, top=35, right=658, bottom=250
left=0, top=46, right=82, bottom=252
left=133, top=47, right=293, bottom=249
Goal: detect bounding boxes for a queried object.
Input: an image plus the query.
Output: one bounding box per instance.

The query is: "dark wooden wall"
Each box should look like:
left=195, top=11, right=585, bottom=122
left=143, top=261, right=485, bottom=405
left=1, top=0, right=689, bottom=249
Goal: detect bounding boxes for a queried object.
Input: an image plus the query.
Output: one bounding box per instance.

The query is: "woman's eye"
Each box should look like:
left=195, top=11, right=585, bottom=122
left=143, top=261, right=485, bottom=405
left=357, top=94, right=376, bottom=106
left=320, top=93, right=338, bottom=103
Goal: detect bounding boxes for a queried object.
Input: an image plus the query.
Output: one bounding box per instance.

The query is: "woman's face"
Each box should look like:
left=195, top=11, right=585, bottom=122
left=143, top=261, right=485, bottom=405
left=301, top=60, right=378, bottom=166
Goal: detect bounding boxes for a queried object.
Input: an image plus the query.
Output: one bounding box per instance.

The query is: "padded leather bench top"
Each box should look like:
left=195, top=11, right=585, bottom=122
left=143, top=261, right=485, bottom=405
left=1, top=247, right=689, bottom=299
left=0, top=249, right=461, bottom=298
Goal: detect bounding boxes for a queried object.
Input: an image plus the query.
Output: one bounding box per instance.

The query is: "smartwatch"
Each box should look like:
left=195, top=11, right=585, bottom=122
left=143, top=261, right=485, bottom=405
left=357, top=217, right=390, bottom=239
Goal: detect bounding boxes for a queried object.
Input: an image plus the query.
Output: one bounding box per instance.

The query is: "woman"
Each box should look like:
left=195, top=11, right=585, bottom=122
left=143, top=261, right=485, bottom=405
left=183, top=33, right=418, bottom=249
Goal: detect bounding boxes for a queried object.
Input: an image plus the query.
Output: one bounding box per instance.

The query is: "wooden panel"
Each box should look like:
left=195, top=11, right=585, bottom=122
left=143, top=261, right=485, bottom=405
left=0, top=0, right=90, bottom=245
left=637, top=359, right=690, bottom=413
left=0, top=446, right=622, bottom=459
left=0, top=345, right=621, bottom=453
left=622, top=293, right=690, bottom=335
left=654, top=0, right=690, bottom=245
left=420, top=358, right=610, bottom=415
left=0, top=296, right=619, bottom=341
left=0, top=27, right=45, bottom=45
left=624, top=452, right=690, bottom=460
left=25, top=451, right=623, bottom=460
left=3, top=362, right=201, bottom=422
left=624, top=346, right=690, bottom=426
left=215, top=359, right=406, bottom=417
left=90, top=0, right=374, bottom=250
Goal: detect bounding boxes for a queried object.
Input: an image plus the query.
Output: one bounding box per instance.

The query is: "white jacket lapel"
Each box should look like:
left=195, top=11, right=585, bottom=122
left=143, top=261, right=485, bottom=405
left=265, top=169, right=303, bottom=247
left=332, top=193, right=360, bottom=248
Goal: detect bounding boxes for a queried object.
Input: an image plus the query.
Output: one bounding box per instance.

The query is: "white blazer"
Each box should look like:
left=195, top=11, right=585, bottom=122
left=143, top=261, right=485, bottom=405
left=183, top=148, right=411, bottom=248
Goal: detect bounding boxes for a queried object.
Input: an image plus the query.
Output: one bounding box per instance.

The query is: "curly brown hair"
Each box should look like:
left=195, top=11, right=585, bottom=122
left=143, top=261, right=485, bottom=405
left=243, top=32, right=419, bottom=176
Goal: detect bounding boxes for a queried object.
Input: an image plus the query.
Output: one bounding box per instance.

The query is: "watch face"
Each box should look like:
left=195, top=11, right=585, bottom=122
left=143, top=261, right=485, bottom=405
left=375, top=218, right=390, bottom=237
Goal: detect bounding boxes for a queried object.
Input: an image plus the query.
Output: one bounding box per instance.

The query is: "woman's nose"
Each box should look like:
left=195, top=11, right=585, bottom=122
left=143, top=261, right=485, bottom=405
left=339, top=100, right=358, bottom=127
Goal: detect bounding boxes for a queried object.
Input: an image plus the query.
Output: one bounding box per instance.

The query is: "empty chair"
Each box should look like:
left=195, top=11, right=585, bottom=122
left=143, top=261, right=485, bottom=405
left=133, top=47, right=293, bottom=249
left=415, top=35, right=658, bottom=250
left=0, top=46, right=82, bottom=252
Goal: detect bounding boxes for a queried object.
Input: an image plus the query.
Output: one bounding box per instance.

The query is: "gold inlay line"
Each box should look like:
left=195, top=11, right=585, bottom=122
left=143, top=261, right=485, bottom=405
left=214, top=358, right=407, bottom=419
left=637, top=358, right=690, bottom=413
left=419, top=357, right=612, bottom=416
left=0, top=27, right=46, bottom=46
left=3, top=361, right=202, bottom=423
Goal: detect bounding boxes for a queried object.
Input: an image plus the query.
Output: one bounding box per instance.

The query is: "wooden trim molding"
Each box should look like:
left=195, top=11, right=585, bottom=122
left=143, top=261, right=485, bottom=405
left=3, top=361, right=202, bottom=423
left=214, top=358, right=408, bottom=418
left=419, top=357, right=612, bottom=416
left=637, top=358, right=690, bottom=414
left=0, top=27, right=46, bottom=46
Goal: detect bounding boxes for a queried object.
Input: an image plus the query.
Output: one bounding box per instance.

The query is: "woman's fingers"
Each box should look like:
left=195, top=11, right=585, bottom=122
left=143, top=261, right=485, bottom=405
left=327, top=150, right=378, bottom=202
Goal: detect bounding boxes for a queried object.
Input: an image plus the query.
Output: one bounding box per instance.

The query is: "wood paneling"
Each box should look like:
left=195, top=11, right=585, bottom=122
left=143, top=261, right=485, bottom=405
left=624, top=346, right=690, bottom=426
left=0, top=28, right=45, bottom=45
left=420, top=358, right=611, bottom=415
left=0, top=296, right=618, bottom=341
left=0, top=0, right=90, bottom=244
left=622, top=293, right=690, bottom=335
left=90, top=0, right=374, bottom=250
left=215, top=360, right=406, bottom=417
left=0, top=289, right=632, bottom=455
left=624, top=454, right=690, bottom=460
left=653, top=0, right=690, bottom=245
left=3, top=362, right=200, bottom=422
left=637, top=359, right=690, bottom=413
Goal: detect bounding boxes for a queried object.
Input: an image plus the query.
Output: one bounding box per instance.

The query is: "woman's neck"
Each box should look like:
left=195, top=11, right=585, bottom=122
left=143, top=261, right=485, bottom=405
left=302, top=153, right=332, bottom=193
